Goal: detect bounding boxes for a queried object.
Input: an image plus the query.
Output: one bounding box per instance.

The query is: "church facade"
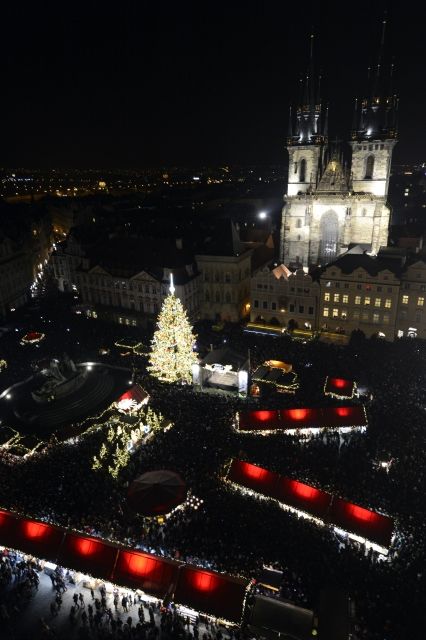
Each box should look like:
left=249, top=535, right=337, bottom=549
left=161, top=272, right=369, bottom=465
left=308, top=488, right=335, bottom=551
left=280, top=25, right=398, bottom=268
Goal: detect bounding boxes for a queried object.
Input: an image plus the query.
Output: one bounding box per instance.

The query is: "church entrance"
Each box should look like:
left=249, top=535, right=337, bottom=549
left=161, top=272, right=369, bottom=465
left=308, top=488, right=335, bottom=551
left=319, top=210, right=339, bottom=264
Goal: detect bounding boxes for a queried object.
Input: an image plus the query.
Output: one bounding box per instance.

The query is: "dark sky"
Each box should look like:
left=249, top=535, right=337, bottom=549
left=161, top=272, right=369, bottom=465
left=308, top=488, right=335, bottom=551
left=2, top=0, right=425, bottom=168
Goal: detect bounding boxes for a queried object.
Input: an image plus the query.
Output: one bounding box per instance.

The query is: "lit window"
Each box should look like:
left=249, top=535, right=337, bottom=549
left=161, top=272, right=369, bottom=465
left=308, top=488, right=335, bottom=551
left=341, top=311, right=347, bottom=319
left=324, top=292, right=330, bottom=301
left=364, top=297, right=371, bottom=306
left=323, top=307, right=329, bottom=317
left=342, top=294, right=349, bottom=304
left=373, top=313, right=380, bottom=324
left=355, top=296, right=361, bottom=305
left=353, top=310, right=360, bottom=320
left=402, top=295, right=409, bottom=304
left=383, top=314, right=390, bottom=324
left=362, top=311, right=369, bottom=321
left=417, top=296, right=424, bottom=306
left=374, top=298, right=381, bottom=307
left=333, top=294, right=340, bottom=303
left=332, top=308, right=339, bottom=318
left=384, top=299, right=392, bottom=308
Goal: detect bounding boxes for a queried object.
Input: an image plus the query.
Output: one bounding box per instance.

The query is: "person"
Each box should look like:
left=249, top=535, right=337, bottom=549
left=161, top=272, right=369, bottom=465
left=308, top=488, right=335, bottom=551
left=79, top=592, right=85, bottom=607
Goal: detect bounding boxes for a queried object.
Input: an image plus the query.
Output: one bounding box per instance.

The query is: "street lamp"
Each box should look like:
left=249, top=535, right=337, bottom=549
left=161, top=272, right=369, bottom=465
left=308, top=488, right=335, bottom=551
left=258, top=211, right=267, bottom=219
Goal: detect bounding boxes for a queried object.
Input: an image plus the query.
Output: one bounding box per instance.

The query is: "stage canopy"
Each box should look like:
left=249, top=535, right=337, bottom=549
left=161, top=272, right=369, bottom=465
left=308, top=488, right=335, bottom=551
left=237, top=405, right=367, bottom=434
left=247, top=595, right=314, bottom=640
left=127, top=470, right=187, bottom=516
left=174, top=565, right=249, bottom=623
left=226, top=459, right=394, bottom=551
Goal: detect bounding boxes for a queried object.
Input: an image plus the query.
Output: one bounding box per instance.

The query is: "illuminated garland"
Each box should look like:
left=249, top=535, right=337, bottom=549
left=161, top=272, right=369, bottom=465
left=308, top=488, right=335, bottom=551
left=323, top=376, right=358, bottom=400
left=21, top=331, right=45, bottom=345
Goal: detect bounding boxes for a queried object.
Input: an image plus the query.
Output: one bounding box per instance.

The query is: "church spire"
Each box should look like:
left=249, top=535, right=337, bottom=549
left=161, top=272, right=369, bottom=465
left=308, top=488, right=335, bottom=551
left=351, top=16, right=397, bottom=142
left=287, top=32, right=326, bottom=147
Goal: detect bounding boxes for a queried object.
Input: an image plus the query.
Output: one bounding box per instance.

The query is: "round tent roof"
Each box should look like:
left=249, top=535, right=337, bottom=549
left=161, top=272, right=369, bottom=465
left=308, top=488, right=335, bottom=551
left=127, top=470, right=187, bottom=516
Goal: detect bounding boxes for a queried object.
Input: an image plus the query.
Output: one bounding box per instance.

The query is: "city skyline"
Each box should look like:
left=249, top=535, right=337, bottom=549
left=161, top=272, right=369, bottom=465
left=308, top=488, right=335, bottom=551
left=3, top=1, right=423, bottom=168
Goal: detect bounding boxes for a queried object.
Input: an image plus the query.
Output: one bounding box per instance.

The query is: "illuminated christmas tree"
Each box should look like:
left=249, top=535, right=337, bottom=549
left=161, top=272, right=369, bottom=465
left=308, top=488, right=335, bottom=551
left=148, top=276, right=198, bottom=383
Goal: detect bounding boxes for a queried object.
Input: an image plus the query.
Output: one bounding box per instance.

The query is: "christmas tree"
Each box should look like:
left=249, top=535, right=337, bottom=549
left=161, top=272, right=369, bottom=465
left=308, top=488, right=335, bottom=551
left=148, top=276, right=198, bottom=383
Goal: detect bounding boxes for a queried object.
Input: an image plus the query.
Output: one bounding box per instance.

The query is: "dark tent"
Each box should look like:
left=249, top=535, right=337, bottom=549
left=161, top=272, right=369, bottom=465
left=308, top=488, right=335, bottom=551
left=247, top=595, right=314, bottom=640
left=127, top=470, right=187, bottom=516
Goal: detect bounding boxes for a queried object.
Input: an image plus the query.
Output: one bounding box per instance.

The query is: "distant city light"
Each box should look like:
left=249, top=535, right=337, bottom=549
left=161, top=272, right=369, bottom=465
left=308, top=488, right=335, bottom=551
left=258, top=211, right=267, bottom=219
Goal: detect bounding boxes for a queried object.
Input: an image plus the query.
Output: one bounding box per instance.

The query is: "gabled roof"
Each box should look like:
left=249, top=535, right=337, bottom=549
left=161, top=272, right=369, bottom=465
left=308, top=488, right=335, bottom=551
left=323, top=252, right=401, bottom=277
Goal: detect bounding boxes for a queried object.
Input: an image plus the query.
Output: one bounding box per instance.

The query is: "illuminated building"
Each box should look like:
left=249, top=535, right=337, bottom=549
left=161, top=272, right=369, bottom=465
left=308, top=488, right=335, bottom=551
left=280, top=21, right=398, bottom=267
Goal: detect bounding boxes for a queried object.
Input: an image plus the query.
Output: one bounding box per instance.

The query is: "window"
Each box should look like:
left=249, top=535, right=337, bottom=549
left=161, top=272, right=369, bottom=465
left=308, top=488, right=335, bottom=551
left=387, top=287, right=392, bottom=293
left=383, top=313, right=390, bottom=325
left=335, top=282, right=340, bottom=288
left=254, top=300, right=259, bottom=308
left=332, top=308, right=339, bottom=318
left=225, top=272, right=231, bottom=283
left=344, top=283, right=349, bottom=289
left=353, top=310, right=360, bottom=320
left=271, top=302, right=277, bottom=310
left=225, top=292, right=231, bottom=303
left=377, top=286, right=382, bottom=292
left=299, top=305, right=304, bottom=314
left=294, top=161, right=298, bottom=174
left=404, top=283, right=410, bottom=290
left=384, top=299, right=392, bottom=309
left=362, top=311, right=369, bottom=321
left=296, top=219, right=302, bottom=228
left=416, top=311, right=422, bottom=323
left=289, top=304, right=295, bottom=312
left=323, top=307, right=329, bottom=317
left=262, top=301, right=268, bottom=309
left=374, top=298, right=381, bottom=307
left=343, top=294, right=349, bottom=304
left=364, top=297, right=371, bottom=306
left=417, top=296, right=424, bottom=306
left=357, top=284, right=362, bottom=290
left=373, top=313, right=380, bottom=324
left=341, top=311, right=347, bottom=320
left=299, top=158, right=306, bottom=182
left=308, top=306, right=314, bottom=315
left=355, top=296, right=361, bottom=305
left=333, top=293, right=340, bottom=302
left=402, top=295, right=409, bottom=304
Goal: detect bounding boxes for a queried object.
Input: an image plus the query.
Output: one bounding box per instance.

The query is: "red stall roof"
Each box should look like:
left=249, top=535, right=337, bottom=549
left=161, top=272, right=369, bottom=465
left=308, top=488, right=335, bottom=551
left=174, top=566, right=249, bottom=623
left=227, top=460, right=280, bottom=498
left=113, top=550, right=180, bottom=596
left=237, top=406, right=367, bottom=433
left=0, top=509, right=20, bottom=548
left=57, top=533, right=118, bottom=581
left=329, top=498, right=394, bottom=549
left=276, top=477, right=333, bottom=520
left=227, top=460, right=394, bottom=551
left=14, top=519, right=65, bottom=562
left=324, top=377, right=355, bottom=399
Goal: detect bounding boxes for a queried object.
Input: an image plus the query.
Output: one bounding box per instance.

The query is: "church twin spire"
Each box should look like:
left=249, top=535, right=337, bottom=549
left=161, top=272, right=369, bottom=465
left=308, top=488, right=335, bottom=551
left=288, top=19, right=398, bottom=147
left=287, top=34, right=328, bottom=147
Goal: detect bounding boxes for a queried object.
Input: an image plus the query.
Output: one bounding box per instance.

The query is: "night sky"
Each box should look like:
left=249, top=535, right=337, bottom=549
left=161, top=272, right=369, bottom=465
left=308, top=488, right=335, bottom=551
left=3, top=1, right=424, bottom=168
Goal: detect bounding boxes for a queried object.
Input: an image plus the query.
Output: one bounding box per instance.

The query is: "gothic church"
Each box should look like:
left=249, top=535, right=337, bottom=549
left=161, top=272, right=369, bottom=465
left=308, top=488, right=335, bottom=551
left=280, top=22, right=398, bottom=267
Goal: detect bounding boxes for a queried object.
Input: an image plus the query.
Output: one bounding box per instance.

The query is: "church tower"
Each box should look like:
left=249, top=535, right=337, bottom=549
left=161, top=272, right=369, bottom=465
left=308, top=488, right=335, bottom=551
left=280, top=20, right=398, bottom=267
left=281, top=35, right=328, bottom=266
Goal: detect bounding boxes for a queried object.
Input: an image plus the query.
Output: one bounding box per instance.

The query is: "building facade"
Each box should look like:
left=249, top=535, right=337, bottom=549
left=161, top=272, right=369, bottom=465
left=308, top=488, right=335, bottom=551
left=318, top=252, right=400, bottom=339
left=397, top=259, right=426, bottom=339
left=250, top=264, right=319, bottom=330
left=280, top=27, right=397, bottom=268
left=196, top=251, right=252, bottom=322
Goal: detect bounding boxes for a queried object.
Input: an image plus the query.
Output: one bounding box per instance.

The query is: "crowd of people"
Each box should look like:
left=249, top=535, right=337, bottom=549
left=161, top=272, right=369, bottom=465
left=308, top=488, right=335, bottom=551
left=1, top=301, right=426, bottom=639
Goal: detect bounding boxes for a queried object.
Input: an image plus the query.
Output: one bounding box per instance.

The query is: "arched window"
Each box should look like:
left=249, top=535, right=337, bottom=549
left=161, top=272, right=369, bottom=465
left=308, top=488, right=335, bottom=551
left=365, top=155, right=374, bottom=179
left=299, top=158, right=306, bottom=182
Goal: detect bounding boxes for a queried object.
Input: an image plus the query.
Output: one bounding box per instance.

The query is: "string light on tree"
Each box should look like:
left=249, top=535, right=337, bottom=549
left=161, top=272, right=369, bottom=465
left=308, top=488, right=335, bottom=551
left=148, top=273, right=198, bottom=384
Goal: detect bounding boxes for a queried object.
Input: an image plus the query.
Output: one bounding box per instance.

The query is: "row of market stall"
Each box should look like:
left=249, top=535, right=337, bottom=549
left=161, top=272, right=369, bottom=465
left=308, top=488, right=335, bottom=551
left=236, top=405, right=367, bottom=435
left=226, top=460, right=394, bottom=554
left=0, top=508, right=248, bottom=624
